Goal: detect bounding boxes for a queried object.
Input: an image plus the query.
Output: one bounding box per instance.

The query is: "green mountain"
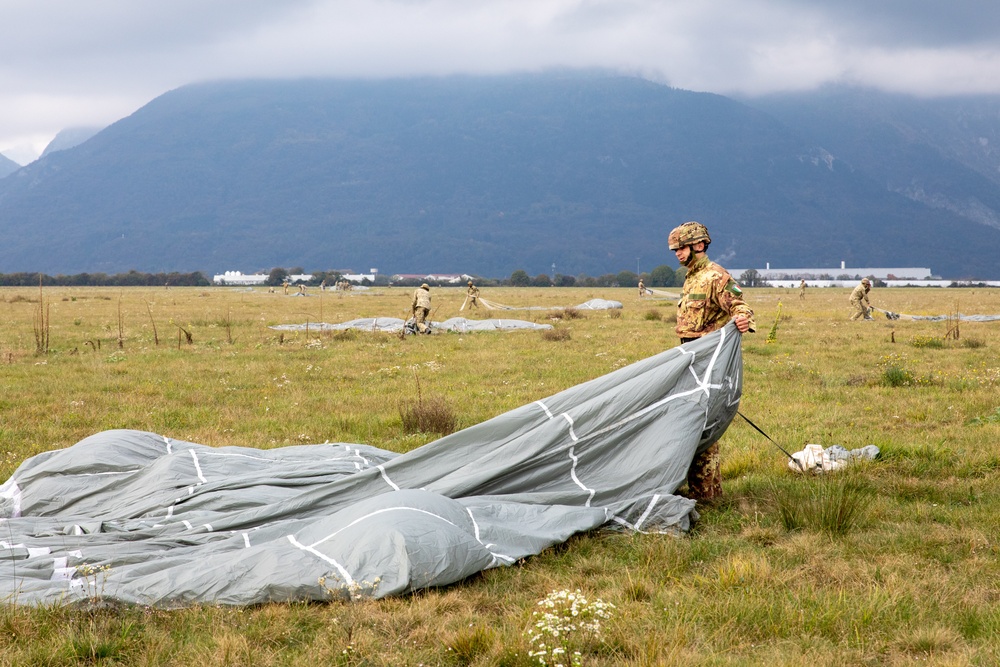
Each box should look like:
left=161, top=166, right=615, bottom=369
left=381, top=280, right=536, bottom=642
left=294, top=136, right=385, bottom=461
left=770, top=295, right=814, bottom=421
left=1, top=72, right=999, bottom=278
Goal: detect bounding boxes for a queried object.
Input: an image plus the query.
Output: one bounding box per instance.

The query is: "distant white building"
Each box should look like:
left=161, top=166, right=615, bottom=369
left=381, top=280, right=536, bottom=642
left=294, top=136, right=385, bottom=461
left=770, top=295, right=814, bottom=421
left=213, top=271, right=313, bottom=285
left=728, top=261, right=935, bottom=281
left=726, top=262, right=1000, bottom=287
left=391, top=273, right=473, bottom=284
left=341, top=273, right=377, bottom=283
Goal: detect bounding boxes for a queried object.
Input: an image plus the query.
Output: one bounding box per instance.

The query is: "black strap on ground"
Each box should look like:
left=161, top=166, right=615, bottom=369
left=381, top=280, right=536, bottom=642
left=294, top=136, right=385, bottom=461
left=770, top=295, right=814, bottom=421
left=737, top=411, right=804, bottom=471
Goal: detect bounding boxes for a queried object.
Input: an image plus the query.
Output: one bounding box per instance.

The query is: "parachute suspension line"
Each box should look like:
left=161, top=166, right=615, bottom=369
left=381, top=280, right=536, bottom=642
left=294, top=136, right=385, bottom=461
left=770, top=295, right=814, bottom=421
left=736, top=411, right=804, bottom=472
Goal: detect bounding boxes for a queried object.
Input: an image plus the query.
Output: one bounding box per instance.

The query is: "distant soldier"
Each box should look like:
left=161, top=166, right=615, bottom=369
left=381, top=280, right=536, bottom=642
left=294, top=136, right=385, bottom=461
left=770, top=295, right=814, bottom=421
left=669, top=220, right=755, bottom=503
left=638, top=279, right=646, bottom=298
left=849, top=278, right=873, bottom=320
left=466, top=281, right=480, bottom=309
left=282, top=279, right=289, bottom=295
left=319, top=279, right=326, bottom=291
left=411, top=283, right=432, bottom=333
left=799, top=279, right=806, bottom=300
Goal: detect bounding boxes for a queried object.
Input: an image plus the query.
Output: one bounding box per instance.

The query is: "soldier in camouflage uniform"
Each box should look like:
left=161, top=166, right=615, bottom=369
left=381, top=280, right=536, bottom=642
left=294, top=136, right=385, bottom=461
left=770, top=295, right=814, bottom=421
left=466, top=281, right=480, bottom=309
left=849, top=278, right=873, bottom=320
left=669, top=221, right=755, bottom=502
left=411, top=283, right=432, bottom=333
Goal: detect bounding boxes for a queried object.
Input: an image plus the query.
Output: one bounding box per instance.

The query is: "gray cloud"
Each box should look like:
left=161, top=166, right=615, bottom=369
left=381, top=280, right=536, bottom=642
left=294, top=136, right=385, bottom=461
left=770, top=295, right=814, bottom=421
left=2, top=0, right=999, bottom=163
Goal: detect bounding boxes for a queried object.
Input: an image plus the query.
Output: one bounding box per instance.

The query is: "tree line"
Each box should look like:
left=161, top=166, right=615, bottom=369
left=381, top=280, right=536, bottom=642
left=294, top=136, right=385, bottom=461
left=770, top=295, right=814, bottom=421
left=0, top=270, right=211, bottom=287
left=261, top=265, right=686, bottom=288
left=505, top=265, right=684, bottom=288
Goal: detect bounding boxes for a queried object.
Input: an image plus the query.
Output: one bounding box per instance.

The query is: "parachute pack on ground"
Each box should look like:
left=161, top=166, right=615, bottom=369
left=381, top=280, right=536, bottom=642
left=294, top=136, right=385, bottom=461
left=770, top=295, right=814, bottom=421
left=0, top=324, right=744, bottom=607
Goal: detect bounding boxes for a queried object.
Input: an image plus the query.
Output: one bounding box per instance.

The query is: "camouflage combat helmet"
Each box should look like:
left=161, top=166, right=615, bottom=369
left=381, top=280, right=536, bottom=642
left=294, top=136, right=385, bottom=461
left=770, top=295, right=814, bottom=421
left=861, top=278, right=871, bottom=286
left=420, top=283, right=430, bottom=290
left=668, top=221, right=711, bottom=250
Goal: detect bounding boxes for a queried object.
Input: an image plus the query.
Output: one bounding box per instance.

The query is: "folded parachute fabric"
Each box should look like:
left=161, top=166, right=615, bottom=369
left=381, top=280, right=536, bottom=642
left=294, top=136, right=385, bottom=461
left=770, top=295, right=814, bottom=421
left=472, top=298, right=623, bottom=311
left=269, top=317, right=553, bottom=333
left=788, top=444, right=880, bottom=474
left=0, top=323, right=745, bottom=607
left=871, top=307, right=1000, bottom=322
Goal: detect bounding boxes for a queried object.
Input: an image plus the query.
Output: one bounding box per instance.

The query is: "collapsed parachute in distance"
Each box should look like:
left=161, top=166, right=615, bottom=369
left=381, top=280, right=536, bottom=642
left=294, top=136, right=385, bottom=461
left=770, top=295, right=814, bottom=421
left=270, top=317, right=554, bottom=334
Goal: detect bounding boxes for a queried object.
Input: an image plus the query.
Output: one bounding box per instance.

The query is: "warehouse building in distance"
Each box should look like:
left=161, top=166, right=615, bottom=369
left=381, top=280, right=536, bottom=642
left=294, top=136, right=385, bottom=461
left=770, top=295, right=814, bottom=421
left=727, top=261, right=999, bottom=287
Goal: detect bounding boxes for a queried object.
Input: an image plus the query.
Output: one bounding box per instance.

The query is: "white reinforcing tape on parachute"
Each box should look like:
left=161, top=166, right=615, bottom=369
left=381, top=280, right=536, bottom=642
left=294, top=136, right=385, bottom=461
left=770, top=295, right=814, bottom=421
left=633, top=494, right=662, bottom=531
left=535, top=401, right=596, bottom=504
left=568, top=444, right=597, bottom=507
left=377, top=464, right=400, bottom=490
left=288, top=505, right=517, bottom=582
left=464, top=507, right=516, bottom=565
left=529, top=329, right=731, bottom=507
left=188, top=449, right=207, bottom=484
left=287, top=535, right=355, bottom=585
left=0, top=478, right=23, bottom=518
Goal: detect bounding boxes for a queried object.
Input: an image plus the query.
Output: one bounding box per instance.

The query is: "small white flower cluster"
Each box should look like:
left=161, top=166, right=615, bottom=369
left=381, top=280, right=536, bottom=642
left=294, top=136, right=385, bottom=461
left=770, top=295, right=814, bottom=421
left=526, top=589, right=615, bottom=667
left=76, top=562, right=113, bottom=604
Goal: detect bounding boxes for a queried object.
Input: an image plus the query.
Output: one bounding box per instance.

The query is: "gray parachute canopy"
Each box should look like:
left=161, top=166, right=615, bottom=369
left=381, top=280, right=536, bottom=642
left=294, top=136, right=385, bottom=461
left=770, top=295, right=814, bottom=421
left=270, top=317, right=554, bottom=333
left=0, top=324, right=743, bottom=607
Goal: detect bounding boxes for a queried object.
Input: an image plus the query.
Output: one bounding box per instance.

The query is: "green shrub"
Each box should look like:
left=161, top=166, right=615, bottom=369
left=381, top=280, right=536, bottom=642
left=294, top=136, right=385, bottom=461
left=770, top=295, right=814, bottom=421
left=769, top=475, right=875, bottom=536
left=882, top=365, right=916, bottom=387
left=909, top=335, right=944, bottom=348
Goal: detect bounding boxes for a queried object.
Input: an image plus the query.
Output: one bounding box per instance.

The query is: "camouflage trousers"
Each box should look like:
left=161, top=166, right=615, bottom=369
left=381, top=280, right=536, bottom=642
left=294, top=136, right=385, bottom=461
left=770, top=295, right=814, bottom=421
left=849, top=300, right=870, bottom=321
left=413, top=307, right=430, bottom=332
left=686, top=441, right=722, bottom=501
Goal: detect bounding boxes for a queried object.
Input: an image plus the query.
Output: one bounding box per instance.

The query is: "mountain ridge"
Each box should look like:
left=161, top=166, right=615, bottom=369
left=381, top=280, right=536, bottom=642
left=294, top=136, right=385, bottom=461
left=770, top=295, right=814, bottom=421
left=2, top=72, right=999, bottom=278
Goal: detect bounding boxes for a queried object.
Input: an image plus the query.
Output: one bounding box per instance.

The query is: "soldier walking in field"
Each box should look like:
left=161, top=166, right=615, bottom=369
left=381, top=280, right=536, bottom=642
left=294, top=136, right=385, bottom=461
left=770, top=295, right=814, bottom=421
left=638, top=278, right=646, bottom=298
left=466, top=281, right=480, bottom=309
left=799, top=279, right=806, bottom=300
left=849, top=278, right=873, bottom=320
left=411, top=283, right=432, bottom=333
left=669, top=221, right=755, bottom=502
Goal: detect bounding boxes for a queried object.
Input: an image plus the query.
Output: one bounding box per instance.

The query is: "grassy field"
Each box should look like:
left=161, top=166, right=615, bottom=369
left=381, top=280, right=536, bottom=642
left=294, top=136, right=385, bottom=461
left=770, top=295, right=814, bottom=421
left=2, top=284, right=1000, bottom=666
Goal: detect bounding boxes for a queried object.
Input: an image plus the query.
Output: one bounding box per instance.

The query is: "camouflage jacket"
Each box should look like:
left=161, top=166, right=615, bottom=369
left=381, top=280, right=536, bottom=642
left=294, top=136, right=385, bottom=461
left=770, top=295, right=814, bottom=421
left=849, top=283, right=870, bottom=305
left=412, top=288, right=431, bottom=310
left=675, top=255, right=755, bottom=339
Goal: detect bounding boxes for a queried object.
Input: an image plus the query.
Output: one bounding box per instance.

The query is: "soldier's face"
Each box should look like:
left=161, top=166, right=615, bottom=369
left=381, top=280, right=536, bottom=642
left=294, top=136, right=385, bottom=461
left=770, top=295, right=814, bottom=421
left=674, top=242, right=704, bottom=266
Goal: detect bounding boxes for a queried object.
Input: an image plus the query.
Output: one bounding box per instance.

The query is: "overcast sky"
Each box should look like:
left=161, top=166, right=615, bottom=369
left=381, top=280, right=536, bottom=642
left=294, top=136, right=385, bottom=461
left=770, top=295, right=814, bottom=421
left=3, top=0, right=1000, bottom=164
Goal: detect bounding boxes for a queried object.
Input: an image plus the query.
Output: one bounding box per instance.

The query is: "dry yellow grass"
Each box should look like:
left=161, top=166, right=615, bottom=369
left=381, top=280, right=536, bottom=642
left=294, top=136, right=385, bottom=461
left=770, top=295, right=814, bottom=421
left=1, top=284, right=1000, bottom=665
